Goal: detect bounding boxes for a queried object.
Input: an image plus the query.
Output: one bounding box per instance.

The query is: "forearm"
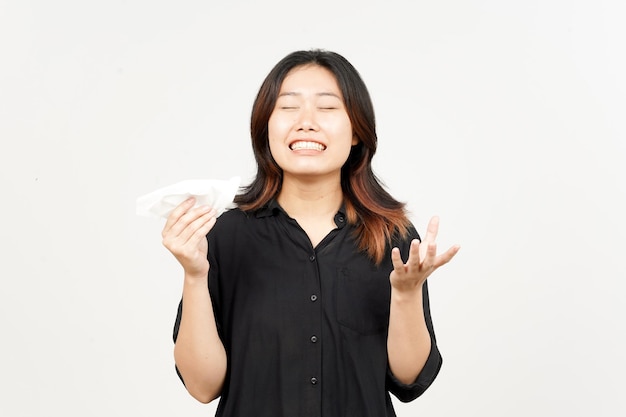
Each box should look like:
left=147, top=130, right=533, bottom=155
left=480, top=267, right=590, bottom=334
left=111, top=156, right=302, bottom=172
left=387, top=287, right=432, bottom=385
left=174, top=273, right=227, bottom=403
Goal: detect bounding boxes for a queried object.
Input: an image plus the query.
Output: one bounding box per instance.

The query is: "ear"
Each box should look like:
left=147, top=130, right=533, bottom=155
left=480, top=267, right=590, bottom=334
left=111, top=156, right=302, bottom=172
left=351, top=134, right=359, bottom=146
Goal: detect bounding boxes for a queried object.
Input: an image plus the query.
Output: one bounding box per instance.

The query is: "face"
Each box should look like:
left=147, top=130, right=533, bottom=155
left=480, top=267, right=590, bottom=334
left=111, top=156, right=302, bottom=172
left=268, top=64, right=358, bottom=181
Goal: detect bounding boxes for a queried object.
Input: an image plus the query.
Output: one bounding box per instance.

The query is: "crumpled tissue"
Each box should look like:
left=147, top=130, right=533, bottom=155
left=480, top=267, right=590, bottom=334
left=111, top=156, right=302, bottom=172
left=136, top=176, right=241, bottom=219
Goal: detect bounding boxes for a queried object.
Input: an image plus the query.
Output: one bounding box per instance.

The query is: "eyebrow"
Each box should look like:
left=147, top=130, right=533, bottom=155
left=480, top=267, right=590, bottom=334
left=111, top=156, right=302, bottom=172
left=277, top=92, right=342, bottom=99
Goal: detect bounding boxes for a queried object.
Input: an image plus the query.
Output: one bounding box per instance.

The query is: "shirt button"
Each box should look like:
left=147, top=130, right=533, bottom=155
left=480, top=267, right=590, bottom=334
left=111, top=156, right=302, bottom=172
left=309, top=255, right=316, bottom=261
left=310, top=294, right=318, bottom=302
left=310, top=377, right=318, bottom=385
left=310, top=335, right=318, bottom=343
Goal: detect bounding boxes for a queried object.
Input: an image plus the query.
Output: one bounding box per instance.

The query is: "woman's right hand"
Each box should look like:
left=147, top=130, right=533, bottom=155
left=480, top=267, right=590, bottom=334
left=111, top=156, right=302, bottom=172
left=161, top=197, right=218, bottom=278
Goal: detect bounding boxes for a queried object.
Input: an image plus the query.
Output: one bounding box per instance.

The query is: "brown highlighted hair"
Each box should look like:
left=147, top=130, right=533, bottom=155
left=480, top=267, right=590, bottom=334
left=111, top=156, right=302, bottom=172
left=235, top=49, right=410, bottom=264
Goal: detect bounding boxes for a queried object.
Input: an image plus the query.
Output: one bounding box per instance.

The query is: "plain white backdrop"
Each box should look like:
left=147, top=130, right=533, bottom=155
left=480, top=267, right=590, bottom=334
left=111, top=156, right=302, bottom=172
left=1, top=0, right=625, bottom=416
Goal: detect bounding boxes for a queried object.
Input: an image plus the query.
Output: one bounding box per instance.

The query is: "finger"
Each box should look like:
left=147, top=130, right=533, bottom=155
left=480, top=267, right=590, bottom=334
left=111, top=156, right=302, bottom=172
left=176, top=207, right=218, bottom=245
left=184, top=213, right=217, bottom=247
left=422, top=241, right=438, bottom=270
left=162, top=206, right=214, bottom=253
left=423, top=215, right=440, bottom=243
left=162, top=208, right=216, bottom=257
left=162, top=197, right=196, bottom=236
left=407, top=239, right=421, bottom=269
left=390, top=247, right=406, bottom=275
left=166, top=204, right=214, bottom=240
left=434, top=244, right=461, bottom=268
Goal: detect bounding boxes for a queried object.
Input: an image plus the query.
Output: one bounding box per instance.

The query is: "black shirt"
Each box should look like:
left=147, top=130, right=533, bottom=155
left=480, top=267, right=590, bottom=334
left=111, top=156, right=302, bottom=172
left=173, top=200, right=442, bottom=417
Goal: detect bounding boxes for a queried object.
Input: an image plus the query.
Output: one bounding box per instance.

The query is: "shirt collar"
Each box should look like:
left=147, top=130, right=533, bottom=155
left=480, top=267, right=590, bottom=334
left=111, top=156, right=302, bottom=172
left=255, top=198, right=282, bottom=218
left=255, top=198, right=347, bottom=228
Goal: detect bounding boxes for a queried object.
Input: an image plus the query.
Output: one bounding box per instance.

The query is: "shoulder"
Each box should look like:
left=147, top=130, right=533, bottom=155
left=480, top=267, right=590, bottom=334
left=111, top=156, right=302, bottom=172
left=207, top=208, right=252, bottom=256
left=216, top=206, right=249, bottom=224
left=206, top=206, right=269, bottom=263
left=389, top=222, right=421, bottom=253
left=210, top=207, right=251, bottom=235
left=210, top=206, right=271, bottom=237
left=394, top=221, right=420, bottom=241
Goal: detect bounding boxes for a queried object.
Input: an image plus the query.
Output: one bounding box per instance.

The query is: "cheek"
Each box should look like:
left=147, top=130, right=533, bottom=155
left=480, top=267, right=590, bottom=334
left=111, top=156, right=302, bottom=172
left=268, top=114, right=291, bottom=141
left=326, top=112, right=352, bottom=132
left=267, top=120, right=284, bottom=161
left=330, top=116, right=354, bottom=144
left=267, top=114, right=277, bottom=138
left=267, top=135, right=281, bottom=160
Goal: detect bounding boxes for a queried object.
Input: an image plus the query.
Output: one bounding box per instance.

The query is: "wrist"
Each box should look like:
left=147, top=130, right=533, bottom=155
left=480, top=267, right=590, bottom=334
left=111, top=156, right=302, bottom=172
left=390, top=285, right=423, bottom=304
left=183, top=271, right=209, bottom=286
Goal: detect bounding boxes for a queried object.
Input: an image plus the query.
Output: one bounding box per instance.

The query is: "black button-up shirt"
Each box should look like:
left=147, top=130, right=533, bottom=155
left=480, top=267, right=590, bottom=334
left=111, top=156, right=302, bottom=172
left=174, top=200, right=442, bottom=417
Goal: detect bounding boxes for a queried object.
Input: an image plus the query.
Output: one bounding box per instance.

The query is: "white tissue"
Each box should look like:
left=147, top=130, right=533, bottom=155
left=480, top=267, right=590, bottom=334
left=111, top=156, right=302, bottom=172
left=136, top=176, right=241, bottom=219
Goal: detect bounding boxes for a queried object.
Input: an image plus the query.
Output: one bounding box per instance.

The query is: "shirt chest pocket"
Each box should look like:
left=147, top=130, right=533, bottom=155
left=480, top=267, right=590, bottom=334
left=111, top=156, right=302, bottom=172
left=335, top=266, right=391, bottom=335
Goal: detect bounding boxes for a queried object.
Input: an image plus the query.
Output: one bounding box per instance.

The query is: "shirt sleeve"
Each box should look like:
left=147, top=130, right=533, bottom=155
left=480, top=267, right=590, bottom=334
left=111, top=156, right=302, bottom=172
left=172, top=299, right=186, bottom=386
left=386, top=352, right=443, bottom=402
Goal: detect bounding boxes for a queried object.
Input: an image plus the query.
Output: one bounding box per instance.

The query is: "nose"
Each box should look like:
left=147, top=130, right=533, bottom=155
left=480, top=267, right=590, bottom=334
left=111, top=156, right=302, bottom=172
left=296, top=105, right=319, bottom=131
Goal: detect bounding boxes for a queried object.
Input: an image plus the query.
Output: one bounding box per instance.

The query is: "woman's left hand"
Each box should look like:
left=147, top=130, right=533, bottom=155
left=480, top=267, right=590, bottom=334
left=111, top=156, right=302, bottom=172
left=389, top=216, right=460, bottom=293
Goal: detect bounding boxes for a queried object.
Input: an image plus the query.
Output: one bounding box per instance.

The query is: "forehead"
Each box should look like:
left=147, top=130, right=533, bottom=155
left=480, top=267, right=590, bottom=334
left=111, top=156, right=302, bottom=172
left=279, top=64, right=341, bottom=94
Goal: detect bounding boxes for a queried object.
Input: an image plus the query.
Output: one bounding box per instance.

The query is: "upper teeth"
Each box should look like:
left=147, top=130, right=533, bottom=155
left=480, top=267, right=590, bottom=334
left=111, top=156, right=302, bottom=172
left=290, top=141, right=326, bottom=151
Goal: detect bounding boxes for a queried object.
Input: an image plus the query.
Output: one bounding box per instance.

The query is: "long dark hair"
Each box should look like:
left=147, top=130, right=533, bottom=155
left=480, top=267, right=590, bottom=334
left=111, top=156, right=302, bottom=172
left=235, top=49, right=410, bottom=263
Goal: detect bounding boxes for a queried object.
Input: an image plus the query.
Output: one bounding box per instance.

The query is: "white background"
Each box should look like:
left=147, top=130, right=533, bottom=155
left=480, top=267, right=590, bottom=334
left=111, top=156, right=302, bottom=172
left=1, top=0, right=625, bottom=416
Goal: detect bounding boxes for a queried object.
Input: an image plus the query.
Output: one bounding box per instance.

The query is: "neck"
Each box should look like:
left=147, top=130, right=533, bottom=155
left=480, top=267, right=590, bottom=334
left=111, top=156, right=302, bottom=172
left=277, top=174, right=343, bottom=218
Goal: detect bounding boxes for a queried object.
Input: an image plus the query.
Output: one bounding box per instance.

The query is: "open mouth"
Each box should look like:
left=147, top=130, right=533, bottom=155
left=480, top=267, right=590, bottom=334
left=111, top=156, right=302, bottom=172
left=289, top=140, right=326, bottom=151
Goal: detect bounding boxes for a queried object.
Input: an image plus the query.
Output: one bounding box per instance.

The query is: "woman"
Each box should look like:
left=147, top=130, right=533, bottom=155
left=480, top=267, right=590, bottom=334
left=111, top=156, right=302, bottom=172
left=162, top=49, right=459, bottom=417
